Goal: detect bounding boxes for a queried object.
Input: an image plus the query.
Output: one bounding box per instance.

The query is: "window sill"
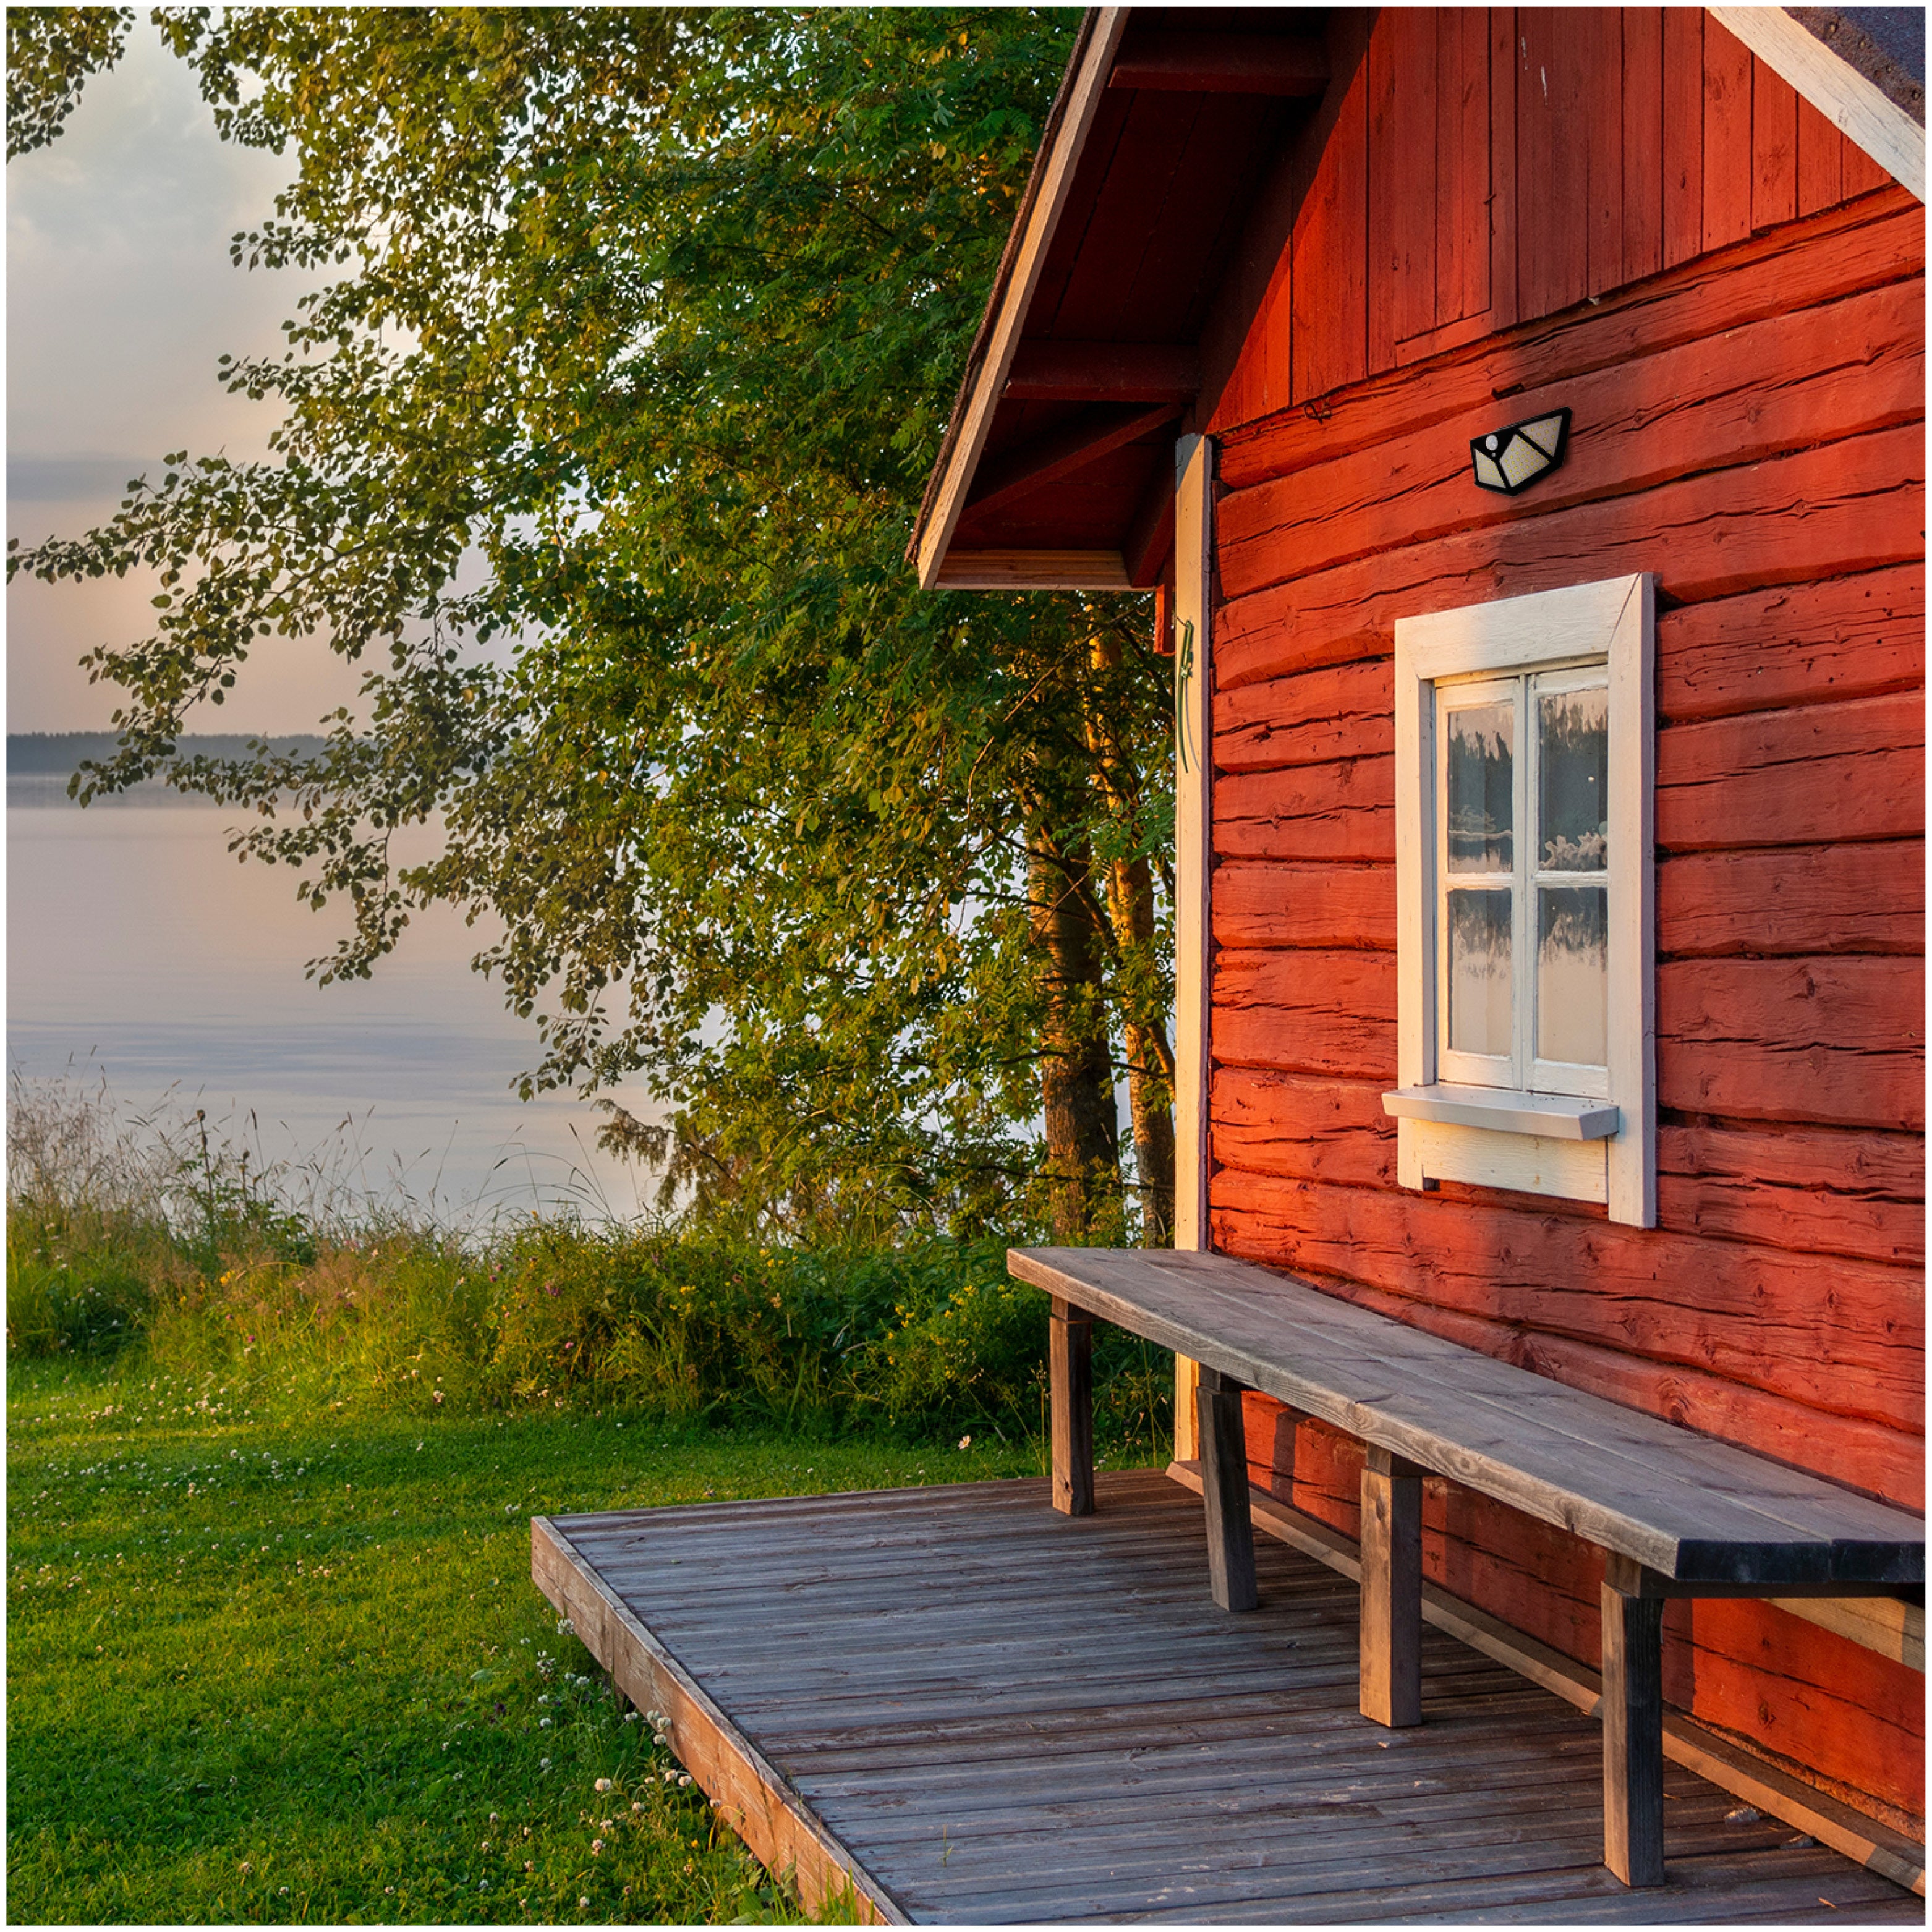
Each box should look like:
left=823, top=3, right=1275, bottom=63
left=1381, top=1084, right=1620, bottom=1140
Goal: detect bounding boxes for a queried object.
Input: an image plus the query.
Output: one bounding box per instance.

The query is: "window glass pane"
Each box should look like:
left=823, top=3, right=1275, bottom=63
left=1445, top=701, right=1513, bottom=872
left=1538, top=885, right=1607, bottom=1066
left=1448, top=887, right=1512, bottom=1058
left=1538, top=686, right=1607, bottom=871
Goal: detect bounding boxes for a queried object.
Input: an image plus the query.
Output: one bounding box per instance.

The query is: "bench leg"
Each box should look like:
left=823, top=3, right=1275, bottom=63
left=1601, top=1561, right=1667, bottom=1887
left=1360, top=1445, right=1424, bottom=1727
left=1196, top=1366, right=1259, bottom=1611
left=1049, top=1297, right=1094, bottom=1517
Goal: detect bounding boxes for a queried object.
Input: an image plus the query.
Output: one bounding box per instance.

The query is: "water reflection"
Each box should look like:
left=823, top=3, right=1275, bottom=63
left=7, top=794, right=655, bottom=1221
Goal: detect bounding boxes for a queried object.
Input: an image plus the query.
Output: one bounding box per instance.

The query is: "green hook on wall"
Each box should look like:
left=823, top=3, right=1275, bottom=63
left=1173, top=616, right=1196, bottom=773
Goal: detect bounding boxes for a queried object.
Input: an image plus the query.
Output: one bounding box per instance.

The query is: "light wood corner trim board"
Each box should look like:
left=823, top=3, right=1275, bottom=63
left=530, top=1518, right=909, bottom=1926
left=1710, top=7, right=1926, bottom=205
left=1163, top=1463, right=1927, bottom=1899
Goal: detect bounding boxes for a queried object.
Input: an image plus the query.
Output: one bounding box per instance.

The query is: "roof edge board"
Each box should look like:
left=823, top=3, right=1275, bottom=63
left=935, top=550, right=1132, bottom=590
left=914, top=9, right=1131, bottom=592
left=1710, top=6, right=1925, bottom=202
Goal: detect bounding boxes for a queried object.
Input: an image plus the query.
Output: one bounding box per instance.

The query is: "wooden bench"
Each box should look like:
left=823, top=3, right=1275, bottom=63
left=1009, top=1245, right=1925, bottom=1888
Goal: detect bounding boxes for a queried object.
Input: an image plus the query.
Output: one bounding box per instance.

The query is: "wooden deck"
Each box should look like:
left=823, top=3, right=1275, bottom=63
left=532, top=1470, right=1922, bottom=1925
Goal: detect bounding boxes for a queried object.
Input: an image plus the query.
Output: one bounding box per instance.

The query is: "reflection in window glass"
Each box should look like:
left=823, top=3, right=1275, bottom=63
left=1538, top=686, right=1607, bottom=871
left=1449, top=888, right=1512, bottom=1058
left=1538, top=885, right=1607, bottom=1066
left=1446, top=702, right=1513, bottom=872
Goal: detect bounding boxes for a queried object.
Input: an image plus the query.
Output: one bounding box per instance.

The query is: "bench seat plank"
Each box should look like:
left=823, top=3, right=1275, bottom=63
left=1008, top=1247, right=1923, bottom=1587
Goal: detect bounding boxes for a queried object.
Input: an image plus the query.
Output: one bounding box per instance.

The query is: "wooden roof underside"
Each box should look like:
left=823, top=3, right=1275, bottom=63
left=912, top=8, right=1333, bottom=593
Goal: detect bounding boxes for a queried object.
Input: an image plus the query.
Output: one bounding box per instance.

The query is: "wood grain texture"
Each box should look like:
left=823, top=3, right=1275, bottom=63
left=1288, top=26, right=1368, bottom=405
left=1214, top=754, right=1394, bottom=861
left=1661, top=7, right=1706, bottom=269
left=1656, top=955, right=1925, bottom=1130
left=1361, top=1449, right=1424, bottom=1727
left=1206, top=1228, right=1926, bottom=1512
left=1657, top=1120, right=1925, bottom=1267
left=1211, top=947, right=1395, bottom=1078
left=1797, top=91, right=1845, bottom=218
left=1655, top=691, right=1925, bottom=852
left=1622, top=10, right=1664, bottom=286
left=1656, top=565, right=1924, bottom=724
left=541, top=1473, right=1923, bottom=1920
left=1658, top=841, right=1924, bottom=958
left=1211, top=1066, right=1395, bottom=1188
left=1751, top=57, right=1800, bottom=234
left=1194, top=1179, right=1925, bottom=1441
left=1214, top=658, right=1393, bottom=772
left=1050, top=1298, right=1095, bottom=1518
left=1214, top=422, right=1925, bottom=691
left=1602, top=1574, right=1669, bottom=1886
left=1702, top=19, right=1755, bottom=253
left=1217, top=277, right=1925, bottom=603
left=1172, top=1453, right=1927, bottom=1883
left=1211, top=859, right=1395, bottom=951
left=1219, top=193, right=1921, bottom=490
left=1011, top=1247, right=1926, bottom=1573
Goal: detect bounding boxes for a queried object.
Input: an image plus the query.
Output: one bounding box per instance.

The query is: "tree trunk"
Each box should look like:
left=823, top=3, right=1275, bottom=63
left=1107, top=849, right=1177, bottom=1245
left=1029, top=833, right=1119, bottom=1244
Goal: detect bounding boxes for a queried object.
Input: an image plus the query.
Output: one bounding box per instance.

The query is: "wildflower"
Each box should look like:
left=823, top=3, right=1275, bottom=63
left=958, top=1434, right=972, bottom=1449
left=540, top=1717, right=553, bottom=1729
left=433, top=1391, right=444, bottom=1404
left=579, top=1896, right=590, bottom=1908
left=594, top=1777, right=613, bottom=1792
left=525, top=1860, right=535, bottom=1872
left=592, top=1840, right=604, bottom=1855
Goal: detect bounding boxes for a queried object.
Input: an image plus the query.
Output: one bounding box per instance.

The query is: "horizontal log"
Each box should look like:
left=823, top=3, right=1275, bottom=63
left=1212, top=860, right=1396, bottom=950
left=1219, top=278, right=1926, bottom=600
left=1214, top=424, right=1925, bottom=690
left=1217, top=192, right=1922, bottom=491
left=1002, top=339, right=1201, bottom=404
left=1215, top=658, right=1394, bottom=772
left=1656, top=691, right=1924, bottom=851
left=1109, top=27, right=1329, bottom=95
left=1212, top=948, right=1397, bottom=1080
left=1216, top=1220, right=1927, bottom=1511
left=1211, top=1068, right=1395, bottom=1188
left=1658, top=1121, right=1925, bottom=1267
left=1658, top=843, right=1924, bottom=958
left=1657, top=565, right=1925, bottom=724
left=1205, top=1173, right=1925, bottom=1439
left=1214, top=755, right=1394, bottom=862
left=1658, top=955, right=1925, bottom=1129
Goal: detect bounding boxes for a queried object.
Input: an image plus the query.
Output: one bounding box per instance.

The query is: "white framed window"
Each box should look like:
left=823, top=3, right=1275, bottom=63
left=1385, top=574, right=1655, bottom=1226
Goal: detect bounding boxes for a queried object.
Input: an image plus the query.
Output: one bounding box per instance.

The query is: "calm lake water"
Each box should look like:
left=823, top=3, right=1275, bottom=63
left=7, top=781, right=657, bottom=1223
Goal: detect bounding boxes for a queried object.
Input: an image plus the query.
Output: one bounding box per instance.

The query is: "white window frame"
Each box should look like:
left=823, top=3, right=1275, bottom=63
left=1386, top=574, right=1656, bottom=1227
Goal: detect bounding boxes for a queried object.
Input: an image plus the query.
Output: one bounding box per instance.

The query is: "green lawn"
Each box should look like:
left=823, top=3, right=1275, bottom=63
left=6, top=1356, right=1043, bottom=1924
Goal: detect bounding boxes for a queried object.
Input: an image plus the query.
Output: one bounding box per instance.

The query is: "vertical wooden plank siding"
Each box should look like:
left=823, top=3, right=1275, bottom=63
left=1487, top=8, right=1519, bottom=331
left=1702, top=19, right=1755, bottom=250
left=1662, top=9, right=1706, bottom=268
left=1517, top=9, right=1591, bottom=318
left=1797, top=95, right=1845, bottom=216
left=1753, top=58, right=1800, bottom=232
left=1620, top=11, right=1664, bottom=284
left=1291, top=23, right=1369, bottom=404
left=1585, top=7, right=1626, bottom=297
left=1172, top=432, right=1214, bottom=1462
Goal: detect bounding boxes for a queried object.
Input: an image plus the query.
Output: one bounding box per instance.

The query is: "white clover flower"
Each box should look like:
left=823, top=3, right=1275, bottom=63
left=594, top=1778, right=613, bottom=1793
left=592, top=1840, right=603, bottom=1855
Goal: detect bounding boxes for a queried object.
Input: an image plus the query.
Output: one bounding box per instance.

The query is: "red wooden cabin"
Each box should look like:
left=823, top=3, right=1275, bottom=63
left=915, top=7, right=1926, bottom=1841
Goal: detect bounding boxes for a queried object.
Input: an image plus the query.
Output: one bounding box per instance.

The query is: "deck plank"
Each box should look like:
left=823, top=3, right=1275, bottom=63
left=534, top=1470, right=1920, bottom=1923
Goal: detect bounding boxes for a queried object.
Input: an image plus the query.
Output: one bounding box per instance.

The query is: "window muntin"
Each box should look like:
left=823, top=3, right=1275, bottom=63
left=1434, top=665, right=1609, bottom=1099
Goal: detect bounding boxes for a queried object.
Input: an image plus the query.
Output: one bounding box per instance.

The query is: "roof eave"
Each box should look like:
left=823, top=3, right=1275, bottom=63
left=909, top=9, right=1130, bottom=592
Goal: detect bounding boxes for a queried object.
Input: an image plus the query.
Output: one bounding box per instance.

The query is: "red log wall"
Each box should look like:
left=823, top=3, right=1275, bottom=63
left=1202, top=9, right=1925, bottom=1830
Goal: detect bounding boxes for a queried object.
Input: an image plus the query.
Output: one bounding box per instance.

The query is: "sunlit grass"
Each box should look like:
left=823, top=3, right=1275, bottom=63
left=7, top=1354, right=1050, bottom=1924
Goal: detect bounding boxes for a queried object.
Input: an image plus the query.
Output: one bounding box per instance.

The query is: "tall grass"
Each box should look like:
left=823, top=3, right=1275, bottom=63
left=7, top=1073, right=1173, bottom=1461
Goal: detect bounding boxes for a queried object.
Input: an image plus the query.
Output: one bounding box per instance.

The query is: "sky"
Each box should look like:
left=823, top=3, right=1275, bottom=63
left=7, top=16, right=362, bottom=733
